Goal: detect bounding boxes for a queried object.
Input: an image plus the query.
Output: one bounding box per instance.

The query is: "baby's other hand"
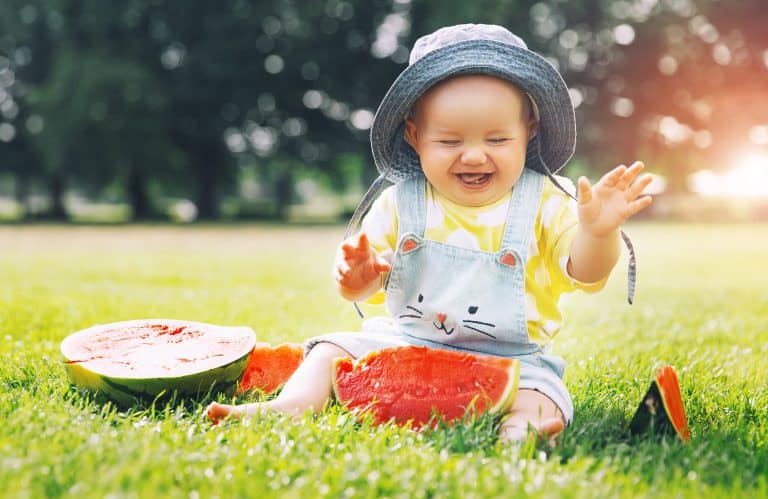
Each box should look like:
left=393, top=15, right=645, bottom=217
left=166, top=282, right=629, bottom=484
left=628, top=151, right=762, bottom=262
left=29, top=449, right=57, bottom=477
left=577, top=161, right=653, bottom=238
left=333, top=233, right=391, bottom=293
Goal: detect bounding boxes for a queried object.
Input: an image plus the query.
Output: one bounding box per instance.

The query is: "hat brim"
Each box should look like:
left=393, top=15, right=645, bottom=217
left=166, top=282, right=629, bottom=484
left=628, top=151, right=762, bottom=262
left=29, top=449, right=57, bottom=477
left=370, top=39, right=576, bottom=182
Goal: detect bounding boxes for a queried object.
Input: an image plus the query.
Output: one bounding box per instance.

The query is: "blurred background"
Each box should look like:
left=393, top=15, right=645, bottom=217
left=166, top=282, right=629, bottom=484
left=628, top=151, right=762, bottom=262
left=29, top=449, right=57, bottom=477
left=0, top=0, right=766, bottom=224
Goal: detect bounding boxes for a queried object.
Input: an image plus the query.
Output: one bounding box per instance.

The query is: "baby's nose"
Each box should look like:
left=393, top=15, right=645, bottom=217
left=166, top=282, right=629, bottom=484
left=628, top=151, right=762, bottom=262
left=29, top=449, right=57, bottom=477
left=461, top=147, right=486, bottom=165
left=436, top=312, right=447, bottom=323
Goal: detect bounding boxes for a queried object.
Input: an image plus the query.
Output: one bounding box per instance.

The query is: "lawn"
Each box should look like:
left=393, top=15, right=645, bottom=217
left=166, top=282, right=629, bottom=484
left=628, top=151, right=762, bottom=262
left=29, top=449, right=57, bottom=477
left=1, top=223, right=766, bottom=498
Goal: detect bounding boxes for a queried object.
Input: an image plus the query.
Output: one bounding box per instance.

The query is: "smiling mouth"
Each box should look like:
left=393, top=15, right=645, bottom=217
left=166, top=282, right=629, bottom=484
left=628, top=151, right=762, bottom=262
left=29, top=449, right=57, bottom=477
left=433, top=321, right=455, bottom=335
left=456, top=173, right=492, bottom=188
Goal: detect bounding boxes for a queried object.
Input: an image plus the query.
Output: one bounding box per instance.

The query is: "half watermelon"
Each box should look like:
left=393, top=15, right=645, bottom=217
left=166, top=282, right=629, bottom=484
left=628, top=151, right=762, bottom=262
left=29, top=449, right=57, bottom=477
left=61, top=319, right=256, bottom=406
left=332, top=346, right=520, bottom=427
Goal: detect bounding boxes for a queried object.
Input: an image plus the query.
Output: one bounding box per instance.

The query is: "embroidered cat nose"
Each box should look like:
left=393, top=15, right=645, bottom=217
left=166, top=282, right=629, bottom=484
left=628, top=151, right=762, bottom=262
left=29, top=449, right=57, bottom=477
left=401, top=238, right=418, bottom=253
left=500, top=252, right=516, bottom=266
left=436, top=312, right=447, bottom=323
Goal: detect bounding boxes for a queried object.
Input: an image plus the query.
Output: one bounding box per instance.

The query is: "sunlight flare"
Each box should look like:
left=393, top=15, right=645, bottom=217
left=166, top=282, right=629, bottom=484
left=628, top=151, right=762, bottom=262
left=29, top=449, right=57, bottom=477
left=689, top=153, right=768, bottom=197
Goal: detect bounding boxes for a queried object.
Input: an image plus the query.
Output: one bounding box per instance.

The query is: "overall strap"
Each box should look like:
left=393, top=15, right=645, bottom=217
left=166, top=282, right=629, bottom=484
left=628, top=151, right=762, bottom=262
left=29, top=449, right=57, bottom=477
left=343, top=174, right=390, bottom=318
left=394, top=174, right=427, bottom=238
left=500, top=168, right=544, bottom=258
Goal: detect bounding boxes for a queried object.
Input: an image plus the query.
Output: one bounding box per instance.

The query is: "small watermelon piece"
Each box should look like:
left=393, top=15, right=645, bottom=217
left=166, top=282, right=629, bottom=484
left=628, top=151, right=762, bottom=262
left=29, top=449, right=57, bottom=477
left=61, top=319, right=256, bottom=406
left=332, top=346, right=520, bottom=427
left=237, top=342, right=304, bottom=394
left=630, top=365, right=691, bottom=442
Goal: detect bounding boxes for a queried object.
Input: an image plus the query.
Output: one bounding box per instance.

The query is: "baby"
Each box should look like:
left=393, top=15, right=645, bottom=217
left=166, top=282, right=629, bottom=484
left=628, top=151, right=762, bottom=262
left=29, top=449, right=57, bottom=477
left=208, top=24, right=652, bottom=442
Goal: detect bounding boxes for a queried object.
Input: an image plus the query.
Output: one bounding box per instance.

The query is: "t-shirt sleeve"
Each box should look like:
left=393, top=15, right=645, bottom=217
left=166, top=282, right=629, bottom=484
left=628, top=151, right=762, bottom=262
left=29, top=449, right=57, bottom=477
left=359, top=186, right=398, bottom=304
left=543, top=177, right=608, bottom=294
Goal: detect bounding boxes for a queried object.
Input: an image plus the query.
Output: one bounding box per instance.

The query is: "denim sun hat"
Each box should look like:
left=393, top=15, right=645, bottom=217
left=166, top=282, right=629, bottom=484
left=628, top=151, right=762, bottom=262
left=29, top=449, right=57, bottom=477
left=371, top=23, right=576, bottom=184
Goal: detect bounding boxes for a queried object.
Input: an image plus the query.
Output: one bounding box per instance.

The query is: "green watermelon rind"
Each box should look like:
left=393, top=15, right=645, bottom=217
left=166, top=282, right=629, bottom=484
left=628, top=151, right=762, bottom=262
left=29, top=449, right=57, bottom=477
left=331, top=346, right=521, bottom=425
left=490, top=360, right=520, bottom=414
left=61, top=319, right=256, bottom=407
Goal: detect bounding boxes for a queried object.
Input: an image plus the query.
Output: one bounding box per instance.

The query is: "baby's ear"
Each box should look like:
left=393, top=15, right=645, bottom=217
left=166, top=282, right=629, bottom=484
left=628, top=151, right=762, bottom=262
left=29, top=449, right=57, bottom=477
left=527, top=119, right=539, bottom=141
left=404, top=118, right=418, bottom=149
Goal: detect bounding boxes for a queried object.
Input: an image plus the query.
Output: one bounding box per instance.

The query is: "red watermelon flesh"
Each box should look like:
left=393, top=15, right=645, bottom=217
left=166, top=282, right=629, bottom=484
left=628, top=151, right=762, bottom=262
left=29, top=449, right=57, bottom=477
left=237, top=342, right=304, bottom=394
left=656, top=366, right=691, bottom=442
left=61, top=319, right=256, bottom=406
left=332, top=346, right=520, bottom=427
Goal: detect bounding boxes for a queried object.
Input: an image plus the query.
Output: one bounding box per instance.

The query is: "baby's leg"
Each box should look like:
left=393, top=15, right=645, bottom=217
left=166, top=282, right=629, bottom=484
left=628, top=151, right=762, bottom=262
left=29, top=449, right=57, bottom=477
left=206, top=342, right=348, bottom=422
left=498, top=389, right=565, bottom=444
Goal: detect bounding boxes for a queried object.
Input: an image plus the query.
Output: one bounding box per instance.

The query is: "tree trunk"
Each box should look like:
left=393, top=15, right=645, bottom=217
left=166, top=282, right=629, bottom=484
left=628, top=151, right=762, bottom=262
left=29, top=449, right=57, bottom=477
left=274, top=165, right=294, bottom=221
left=127, top=165, right=151, bottom=220
left=48, top=173, right=67, bottom=220
left=13, top=173, right=30, bottom=220
left=193, top=145, right=220, bottom=220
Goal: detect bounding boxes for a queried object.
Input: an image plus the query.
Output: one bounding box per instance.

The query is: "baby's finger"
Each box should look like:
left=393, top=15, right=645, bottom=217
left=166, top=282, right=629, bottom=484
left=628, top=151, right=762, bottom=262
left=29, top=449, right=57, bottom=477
left=625, top=195, right=653, bottom=217
left=357, top=232, right=370, bottom=252
left=374, top=258, right=391, bottom=274
left=336, top=261, right=350, bottom=277
left=333, top=266, right=344, bottom=282
left=617, top=161, right=645, bottom=190
left=340, top=241, right=357, bottom=258
left=577, top=176, right=593, bottom=205
left=626, top=174, right=654, bottom=200
left=599, top=165, right=626, bottom=188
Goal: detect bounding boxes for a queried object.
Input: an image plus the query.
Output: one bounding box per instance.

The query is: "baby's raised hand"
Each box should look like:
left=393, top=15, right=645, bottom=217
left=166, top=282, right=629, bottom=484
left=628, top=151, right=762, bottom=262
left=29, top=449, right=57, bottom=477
left=333, top=233, right=391, bottom=293
left=577, top=161, right=653, bottom=238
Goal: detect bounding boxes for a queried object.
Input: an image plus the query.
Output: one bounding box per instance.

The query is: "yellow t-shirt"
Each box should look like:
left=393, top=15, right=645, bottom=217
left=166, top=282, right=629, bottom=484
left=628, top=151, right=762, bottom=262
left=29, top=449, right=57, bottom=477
left=360, top=175, right=607, bottom=347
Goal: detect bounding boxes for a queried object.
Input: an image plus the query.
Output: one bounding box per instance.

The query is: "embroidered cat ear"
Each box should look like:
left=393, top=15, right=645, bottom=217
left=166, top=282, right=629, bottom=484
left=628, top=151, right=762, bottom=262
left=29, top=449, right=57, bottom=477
left=500, top=252, right=516, bottom=267
left=401, top=238, right=418, bottom=253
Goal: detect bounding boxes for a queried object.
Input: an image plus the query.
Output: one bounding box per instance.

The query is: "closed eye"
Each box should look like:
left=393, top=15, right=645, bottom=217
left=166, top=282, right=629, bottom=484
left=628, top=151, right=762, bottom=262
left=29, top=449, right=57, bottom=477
left=487, top=138, right=509, bottom=144
left=435, top=139, right=461, bottom=145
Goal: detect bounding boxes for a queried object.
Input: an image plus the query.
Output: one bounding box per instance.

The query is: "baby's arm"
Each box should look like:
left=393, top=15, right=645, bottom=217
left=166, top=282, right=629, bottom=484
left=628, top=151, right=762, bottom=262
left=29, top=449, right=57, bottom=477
left=568, top=161, right=653, bottom=283
left=333, top=232, right=391, bottom=302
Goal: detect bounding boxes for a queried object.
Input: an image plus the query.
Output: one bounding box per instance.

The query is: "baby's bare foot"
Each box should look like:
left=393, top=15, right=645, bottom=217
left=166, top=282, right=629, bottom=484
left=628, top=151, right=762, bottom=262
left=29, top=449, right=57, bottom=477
left=206, top=402, right=236, bottom=424
left=499, top=416, right=565, bottom=445
left=206, top=402, right=265, bottom=424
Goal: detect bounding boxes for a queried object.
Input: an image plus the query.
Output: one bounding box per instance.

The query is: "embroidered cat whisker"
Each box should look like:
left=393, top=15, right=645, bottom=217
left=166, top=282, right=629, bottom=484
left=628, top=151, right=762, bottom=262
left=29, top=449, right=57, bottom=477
left=463, top=325, right=497, bottom=339
left=462, top=320, right=496, bottom=328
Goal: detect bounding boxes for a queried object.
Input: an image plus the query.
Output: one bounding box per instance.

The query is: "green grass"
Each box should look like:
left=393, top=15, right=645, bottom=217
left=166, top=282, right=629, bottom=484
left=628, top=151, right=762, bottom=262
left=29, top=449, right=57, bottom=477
left=1, top=223, right=766, bottom=498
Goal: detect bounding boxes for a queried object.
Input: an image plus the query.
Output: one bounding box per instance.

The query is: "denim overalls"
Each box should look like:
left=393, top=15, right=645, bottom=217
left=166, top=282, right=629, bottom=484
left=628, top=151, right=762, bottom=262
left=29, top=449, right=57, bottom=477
left=308, top=168, right=574, bottom=422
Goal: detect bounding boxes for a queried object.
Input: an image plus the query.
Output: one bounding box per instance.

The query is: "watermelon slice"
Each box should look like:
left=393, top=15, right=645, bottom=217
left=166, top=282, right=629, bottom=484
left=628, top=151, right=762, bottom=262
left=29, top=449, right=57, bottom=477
left=629, top=365, right=691, bottom=442
left=332, top=346, right=520, bottom=427
left=61, top=319, right=256, bottom=406
left=237, top=342, right=304, bottom=395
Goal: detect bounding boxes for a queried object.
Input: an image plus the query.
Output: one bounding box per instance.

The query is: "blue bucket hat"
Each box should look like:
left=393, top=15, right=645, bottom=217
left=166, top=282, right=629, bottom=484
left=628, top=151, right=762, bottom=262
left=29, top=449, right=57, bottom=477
left=345, top=24, right=637, bottom=305
left=371, top=23, right=575, bottom=184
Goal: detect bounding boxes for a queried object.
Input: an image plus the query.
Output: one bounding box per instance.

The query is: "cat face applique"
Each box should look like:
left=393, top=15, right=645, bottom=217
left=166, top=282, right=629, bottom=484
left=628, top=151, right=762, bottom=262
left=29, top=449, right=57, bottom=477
left=397, top=293, right=497, bottom=339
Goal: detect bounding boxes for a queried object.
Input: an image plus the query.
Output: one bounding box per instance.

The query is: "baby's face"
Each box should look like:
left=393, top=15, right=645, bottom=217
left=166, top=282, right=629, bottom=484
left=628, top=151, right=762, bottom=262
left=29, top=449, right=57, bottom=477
left=405, top=75, right=537, bottom=207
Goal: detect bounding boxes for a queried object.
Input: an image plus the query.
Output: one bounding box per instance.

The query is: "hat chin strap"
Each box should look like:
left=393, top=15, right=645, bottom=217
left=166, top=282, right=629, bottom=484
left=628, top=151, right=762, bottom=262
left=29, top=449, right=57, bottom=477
left=343, top=174, right=391, bottom=318
left=535, top=140, right=637, bottom=305
left=343, top=175, right=390, bottom=240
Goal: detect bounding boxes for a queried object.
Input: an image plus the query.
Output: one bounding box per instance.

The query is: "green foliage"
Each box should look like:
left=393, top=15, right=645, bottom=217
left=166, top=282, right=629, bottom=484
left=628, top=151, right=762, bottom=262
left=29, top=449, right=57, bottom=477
left=2, top=1, right=768, bottom=216
left=1, top=224, right=767, bottom=498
